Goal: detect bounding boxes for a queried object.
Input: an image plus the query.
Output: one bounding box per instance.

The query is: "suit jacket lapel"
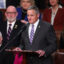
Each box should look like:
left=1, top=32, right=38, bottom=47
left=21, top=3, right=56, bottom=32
left=26, top=20, right=42, bottom=45
left=9, top=21, right=19, bottom=40
left=32, top=20, right=42, bottom=45
left=25, top=21, right=43, bottom=45
left=25, top=24, right=30, bottom=44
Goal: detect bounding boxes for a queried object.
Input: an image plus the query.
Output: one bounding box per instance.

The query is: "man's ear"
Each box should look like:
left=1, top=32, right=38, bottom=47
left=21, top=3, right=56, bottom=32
left=37, top=13, right=40, bottom=18
left=16, top=12, right=18, bottom=17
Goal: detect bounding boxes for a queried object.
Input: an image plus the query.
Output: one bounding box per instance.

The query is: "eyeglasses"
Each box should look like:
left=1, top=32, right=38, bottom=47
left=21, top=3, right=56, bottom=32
left=6, top=12, right=17, bottom=14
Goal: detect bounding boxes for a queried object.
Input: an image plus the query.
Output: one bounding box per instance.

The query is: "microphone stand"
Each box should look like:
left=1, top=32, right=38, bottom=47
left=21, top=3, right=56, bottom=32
left=0, top=24, right=26, bottom=53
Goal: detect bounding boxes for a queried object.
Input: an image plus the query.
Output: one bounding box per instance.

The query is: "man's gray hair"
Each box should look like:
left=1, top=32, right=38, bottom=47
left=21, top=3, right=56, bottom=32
left=27, top=6, right=39, bottom=14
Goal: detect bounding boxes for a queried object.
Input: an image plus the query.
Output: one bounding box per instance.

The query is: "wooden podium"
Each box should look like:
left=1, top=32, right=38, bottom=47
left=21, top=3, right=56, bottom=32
left=5, top=49, right=37, bottom=64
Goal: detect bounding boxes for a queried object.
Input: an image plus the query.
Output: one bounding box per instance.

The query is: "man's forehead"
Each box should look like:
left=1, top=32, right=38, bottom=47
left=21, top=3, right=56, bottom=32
left=6, top=6, right=16, bottom=12
left=27, top=10, right=37, bottom=15
left=27, top=9, right=36, bottom=13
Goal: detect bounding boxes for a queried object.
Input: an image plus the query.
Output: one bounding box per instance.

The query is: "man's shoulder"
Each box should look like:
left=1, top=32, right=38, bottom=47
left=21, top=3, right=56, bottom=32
left=0, top=21, right=7, bottom=25
left=16, top=20, right=24, bottom=24
left=40, top=20, right=54, bottom=31
left=40, top=20, right=54, bottom=33
left=16, top=20, right=25, bottom=27
left=40, top=20, right=51, bottom=27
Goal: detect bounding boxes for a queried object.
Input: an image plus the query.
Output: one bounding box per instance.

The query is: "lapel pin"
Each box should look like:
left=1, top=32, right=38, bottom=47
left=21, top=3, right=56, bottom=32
left=39, top=25, right=40, bottom=28
left=14, top=25, right=18, bottom=29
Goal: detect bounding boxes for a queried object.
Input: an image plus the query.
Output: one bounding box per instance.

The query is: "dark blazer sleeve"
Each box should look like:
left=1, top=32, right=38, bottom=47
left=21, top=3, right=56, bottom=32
left=43, top=25, right=57, bottom=57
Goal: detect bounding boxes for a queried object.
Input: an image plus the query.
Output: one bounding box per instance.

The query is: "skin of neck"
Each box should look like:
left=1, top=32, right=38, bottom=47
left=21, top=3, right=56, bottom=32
left=52, top=4, right=59, bottom=12
left=52, top=4, right=59, bottom=10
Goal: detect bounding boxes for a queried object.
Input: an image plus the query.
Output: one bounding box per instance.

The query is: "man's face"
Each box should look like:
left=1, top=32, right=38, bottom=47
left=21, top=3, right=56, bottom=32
left=27, top=9, right=39, bottom=24
left=5, top=6, right=18, bottom=22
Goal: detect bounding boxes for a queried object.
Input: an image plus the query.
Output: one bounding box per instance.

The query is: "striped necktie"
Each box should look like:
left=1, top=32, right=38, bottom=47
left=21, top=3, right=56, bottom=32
left=7, top=24, right=12, bottom=40
left=29, top=24, right=34, bottom=44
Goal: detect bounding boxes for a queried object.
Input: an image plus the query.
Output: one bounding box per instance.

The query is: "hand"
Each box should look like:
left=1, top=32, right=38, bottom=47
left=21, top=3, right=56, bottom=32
left=35, top=50, right=45, bottom=57
left=21, top=20, right=28, bottom=24
left=12, top=47, right=22, bottom=51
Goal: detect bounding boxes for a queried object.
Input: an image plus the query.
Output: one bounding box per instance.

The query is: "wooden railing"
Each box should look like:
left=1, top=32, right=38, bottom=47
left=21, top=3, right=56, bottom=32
left=53, top=49, right=64, bottom=64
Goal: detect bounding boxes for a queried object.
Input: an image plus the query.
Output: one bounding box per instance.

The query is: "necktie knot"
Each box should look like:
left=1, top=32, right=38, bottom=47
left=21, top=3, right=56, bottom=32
left=9, top=24, right=12, bottom=26
left=32, top=24, right=34, bottom=28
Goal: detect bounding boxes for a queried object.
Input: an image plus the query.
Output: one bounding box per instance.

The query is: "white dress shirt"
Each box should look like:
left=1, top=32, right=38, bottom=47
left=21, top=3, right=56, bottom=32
left=28, top=19, right=39, bottom=38
left=7, top=20, right=16, bottom=33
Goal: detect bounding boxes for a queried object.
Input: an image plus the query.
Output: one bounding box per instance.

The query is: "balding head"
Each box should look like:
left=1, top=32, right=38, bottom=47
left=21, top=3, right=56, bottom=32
left=6, top=6, right=17, bottom=13
left=5, top=6, right=18, bottom=23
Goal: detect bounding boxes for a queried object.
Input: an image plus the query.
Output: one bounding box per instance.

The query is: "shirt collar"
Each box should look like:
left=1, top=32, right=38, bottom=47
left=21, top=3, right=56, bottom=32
left=59, top=5, right=62, bottom=8
left=30, top=19, right=39, bottom=26
left=7, top=20, right=16, bottom=26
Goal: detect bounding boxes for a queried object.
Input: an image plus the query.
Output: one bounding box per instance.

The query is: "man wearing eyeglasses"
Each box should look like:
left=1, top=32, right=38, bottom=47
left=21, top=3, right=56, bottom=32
left=0, top=6, right=25, bottom=64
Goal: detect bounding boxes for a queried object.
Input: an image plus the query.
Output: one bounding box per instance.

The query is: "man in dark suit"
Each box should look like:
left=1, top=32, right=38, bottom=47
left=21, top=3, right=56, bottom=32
left=0, top=6, right=25, bottom=64
left=15, top=6, right=57, bottom=64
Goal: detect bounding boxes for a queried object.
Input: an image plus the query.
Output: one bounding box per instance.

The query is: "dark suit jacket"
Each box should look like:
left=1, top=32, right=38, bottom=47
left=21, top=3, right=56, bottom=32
left=43, top=8, right=64, bottom=31
left=0, top=20, right=25, bottom=49
left=21, top=20, right=57, bottom=64
left=0, top=20, right=25, bottom=64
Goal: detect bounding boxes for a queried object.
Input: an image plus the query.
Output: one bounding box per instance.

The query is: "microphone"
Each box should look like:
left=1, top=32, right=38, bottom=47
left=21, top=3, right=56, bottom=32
left=0, top=24, right=27, bottom=52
